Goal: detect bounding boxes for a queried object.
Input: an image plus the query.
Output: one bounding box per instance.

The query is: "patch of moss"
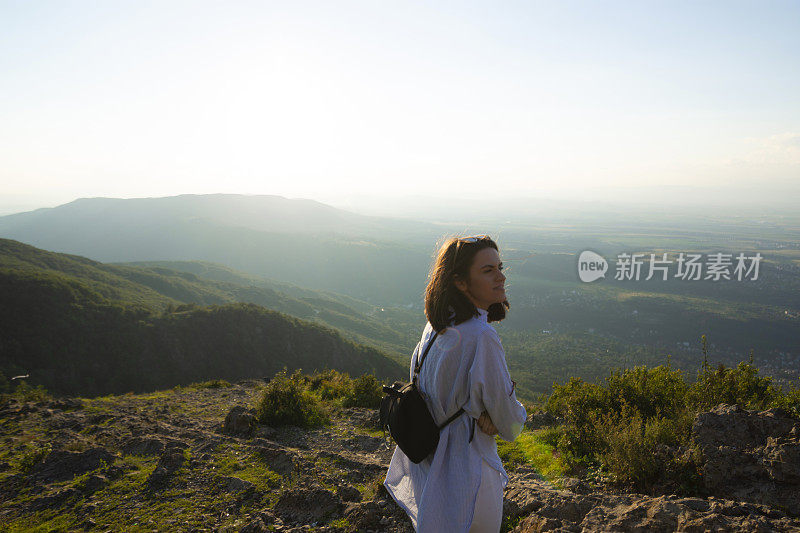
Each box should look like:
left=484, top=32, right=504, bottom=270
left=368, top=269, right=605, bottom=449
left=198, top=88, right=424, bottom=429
left=80, top=396, right=118, bottom=415
left=13, top=441, right=52, bottom=474
left=328, top=517, right=351, bottom=529
left=3, top=509, right=82, bottom=532
left=210, top=442, right=283, bottom=494
left=131, top=390, right=176, bottom=402
left=496, top=429, right=566, bottom=482
left=82, top=455, right=232, bottom=531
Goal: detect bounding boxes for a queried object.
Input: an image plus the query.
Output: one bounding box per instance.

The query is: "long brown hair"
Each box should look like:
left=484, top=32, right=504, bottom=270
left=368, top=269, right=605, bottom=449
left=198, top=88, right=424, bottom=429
left=424, top=235, right=509, bottom=332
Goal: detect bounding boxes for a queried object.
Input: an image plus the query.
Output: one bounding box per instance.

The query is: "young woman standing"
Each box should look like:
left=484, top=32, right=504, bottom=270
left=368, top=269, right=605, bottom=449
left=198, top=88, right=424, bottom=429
left=385, top=235, right=527, bottom=532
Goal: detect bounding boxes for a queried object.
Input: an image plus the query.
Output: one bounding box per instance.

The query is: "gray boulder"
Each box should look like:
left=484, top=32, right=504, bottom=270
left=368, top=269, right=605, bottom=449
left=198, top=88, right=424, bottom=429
left=692, top=404, right=800, bottom=515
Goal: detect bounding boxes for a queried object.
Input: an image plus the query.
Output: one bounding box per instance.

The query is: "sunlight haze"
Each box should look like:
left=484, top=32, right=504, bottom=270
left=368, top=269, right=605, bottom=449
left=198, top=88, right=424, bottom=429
left=1, top=0, right=798, bottom=213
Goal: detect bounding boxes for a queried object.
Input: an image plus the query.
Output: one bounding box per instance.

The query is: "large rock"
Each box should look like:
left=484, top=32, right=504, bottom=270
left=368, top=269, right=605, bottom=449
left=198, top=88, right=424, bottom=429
left=219, top=475, right=255, bottom=493
left=693, top=404, right=798, bottom=450
left=692, top=404, right=800, bottom=515
left=343, top=500, right=384, bottom=531
left=343, top=498, right=412, bottom=532
left=224, top=406, right=256, bottom=437
left=146, top=446, right=187, bottom=489
left=505, top=476, right=800, bottom=532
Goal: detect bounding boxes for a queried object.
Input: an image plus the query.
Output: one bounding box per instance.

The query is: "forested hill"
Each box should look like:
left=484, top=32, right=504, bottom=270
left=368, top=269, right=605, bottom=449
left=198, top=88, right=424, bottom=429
left=0, top=238, right=415, bottom=358
left=0, top=239, right=405, bottom=397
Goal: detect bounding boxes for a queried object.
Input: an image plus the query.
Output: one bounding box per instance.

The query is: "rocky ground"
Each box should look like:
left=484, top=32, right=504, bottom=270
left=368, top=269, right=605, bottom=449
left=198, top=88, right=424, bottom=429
left=1, top=380, right=799, bottom=532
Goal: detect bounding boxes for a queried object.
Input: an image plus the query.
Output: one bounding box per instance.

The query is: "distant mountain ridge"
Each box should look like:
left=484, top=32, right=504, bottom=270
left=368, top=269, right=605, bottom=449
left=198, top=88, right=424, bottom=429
left=0, top=238, right=405, bottom=397
left=0, top=194, right=435, bottom=303
left=0, top=194, right=364, bottom=235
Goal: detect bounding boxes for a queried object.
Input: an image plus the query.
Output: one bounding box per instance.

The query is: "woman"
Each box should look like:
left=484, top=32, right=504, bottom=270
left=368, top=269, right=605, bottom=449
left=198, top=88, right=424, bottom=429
left=384, top=235, right=527, bottom=532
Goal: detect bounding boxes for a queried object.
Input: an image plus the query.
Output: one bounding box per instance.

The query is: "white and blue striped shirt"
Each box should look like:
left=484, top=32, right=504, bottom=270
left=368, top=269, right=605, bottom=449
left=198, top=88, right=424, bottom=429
left=384, top=308, right=527, bottom=532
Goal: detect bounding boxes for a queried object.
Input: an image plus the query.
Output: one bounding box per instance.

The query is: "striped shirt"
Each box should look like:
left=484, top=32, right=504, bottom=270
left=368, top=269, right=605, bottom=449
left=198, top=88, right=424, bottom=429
left=384, top=308, right=527, bottom=532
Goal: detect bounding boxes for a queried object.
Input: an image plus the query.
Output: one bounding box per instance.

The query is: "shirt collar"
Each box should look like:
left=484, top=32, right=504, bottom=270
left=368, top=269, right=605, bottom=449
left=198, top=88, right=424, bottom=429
left=446, top=306, right=489, bottom=324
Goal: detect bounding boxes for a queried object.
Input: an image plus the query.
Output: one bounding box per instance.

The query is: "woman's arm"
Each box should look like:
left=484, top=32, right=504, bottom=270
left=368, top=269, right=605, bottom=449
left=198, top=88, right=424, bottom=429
left=469, top=328, right=527, bottom=441
left=477, top=411, right=498, bottom=435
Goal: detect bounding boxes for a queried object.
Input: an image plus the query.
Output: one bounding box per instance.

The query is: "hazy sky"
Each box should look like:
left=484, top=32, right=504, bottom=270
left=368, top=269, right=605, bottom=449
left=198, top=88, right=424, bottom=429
left=1, top=0, right=799, bottom=213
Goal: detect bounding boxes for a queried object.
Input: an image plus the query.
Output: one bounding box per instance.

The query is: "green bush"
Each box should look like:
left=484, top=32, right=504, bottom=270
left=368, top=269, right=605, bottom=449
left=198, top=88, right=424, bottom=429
left=255, top=370, right=329, bottom=428
left=309, top=369, right=353, bottom=401
left=605, top=365, right=687, bottom=420
left=546, top=377, right=606, bottom=459
left=543, top=348, right=799, bottom=493
left=343, top=374, right=383, bottom=408
left=596, top=407, right=696, bottom=489
left=14, top=380, right=51, bottom=402
left=686, top=361, right=779, bottom=411
left=537, top=425, right=564, bottom=449
left=773, top=382, right=800, bottom=418
left=643, top=409, right=693, bottom=448
left=596, top=408, right=660, bottom=487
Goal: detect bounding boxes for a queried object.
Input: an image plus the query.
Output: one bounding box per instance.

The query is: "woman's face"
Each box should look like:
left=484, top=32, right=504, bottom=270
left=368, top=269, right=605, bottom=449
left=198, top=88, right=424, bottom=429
left=454, top=247, right=506, bottom=311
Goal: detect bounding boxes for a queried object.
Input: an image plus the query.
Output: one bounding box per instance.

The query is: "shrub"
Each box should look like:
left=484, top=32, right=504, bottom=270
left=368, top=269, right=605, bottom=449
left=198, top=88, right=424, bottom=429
left=773, top=382, right=800, bottom=418
left=605, top=365, right=687, bottom=420
left=537, top=425, right=564, bottom=449
left=309, top=369, right=353, bottom=401
left=687, top=361, right=779, bottom=411
left=596, top=408, right=660, bottom=487
left=255, top=370, right=329, bottom=428
left=14, top=380, right=50, bottom=402
left=546, top=377, right=606, bottom=459
left=543, top=352, right=794, bottom=492
left=596, top=407, right=695, bottom=489
left=343, top=374, right=383, bottom=408
left=547, top=363, right=694, bottom=463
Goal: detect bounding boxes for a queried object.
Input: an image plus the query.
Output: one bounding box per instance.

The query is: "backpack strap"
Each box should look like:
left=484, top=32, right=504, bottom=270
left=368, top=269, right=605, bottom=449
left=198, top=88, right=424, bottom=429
left=413, top=330, right=473, bottom=442
left=438, top=407, right=475, bottom=442
left=413, top=331, right=439, bottom=380
left=438, top=407, right=464, bottom=429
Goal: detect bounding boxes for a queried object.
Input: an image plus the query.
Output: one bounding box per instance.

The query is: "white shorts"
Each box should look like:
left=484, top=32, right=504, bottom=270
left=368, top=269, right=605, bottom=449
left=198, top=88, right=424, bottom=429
left=468, top=458, right=503, bottom=533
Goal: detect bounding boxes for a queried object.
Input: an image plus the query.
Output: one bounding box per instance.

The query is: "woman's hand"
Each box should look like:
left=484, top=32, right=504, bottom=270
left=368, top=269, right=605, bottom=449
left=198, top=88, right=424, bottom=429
left=477, top=411, right=498, bottom=435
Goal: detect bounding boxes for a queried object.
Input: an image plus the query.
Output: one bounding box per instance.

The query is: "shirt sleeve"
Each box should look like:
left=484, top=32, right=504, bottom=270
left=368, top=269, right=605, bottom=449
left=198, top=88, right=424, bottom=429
left=467, top=328, right=527, bottom=441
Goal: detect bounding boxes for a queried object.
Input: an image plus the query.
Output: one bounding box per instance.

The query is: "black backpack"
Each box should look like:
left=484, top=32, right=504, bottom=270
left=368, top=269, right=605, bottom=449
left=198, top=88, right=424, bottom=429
left=379, top=331, right=467, bottom=463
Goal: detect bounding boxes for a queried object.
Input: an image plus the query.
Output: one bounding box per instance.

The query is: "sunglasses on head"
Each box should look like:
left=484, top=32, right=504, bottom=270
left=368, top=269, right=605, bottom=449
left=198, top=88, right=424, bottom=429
left=453, top=235, right=491, bottom=265
left=459, top=234, right=490, bottom=243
